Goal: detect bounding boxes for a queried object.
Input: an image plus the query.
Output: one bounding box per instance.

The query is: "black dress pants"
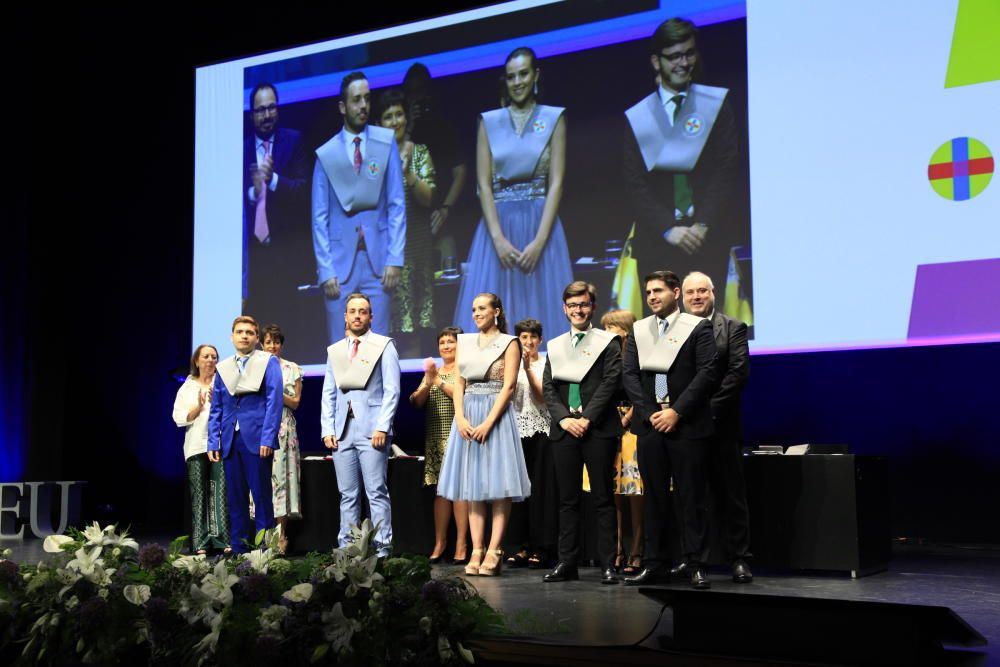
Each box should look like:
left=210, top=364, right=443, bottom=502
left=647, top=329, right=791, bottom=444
left=637, top=430, right=710, bottom=570
left=551, top=433, right=617, bottom=567
left=708, top=426, right=751, bottom=560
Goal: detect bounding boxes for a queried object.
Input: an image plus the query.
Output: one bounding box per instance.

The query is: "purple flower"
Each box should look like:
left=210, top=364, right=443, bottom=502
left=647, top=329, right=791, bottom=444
left=144, top=596, right=171, bottom=631
left=0, top=560, right=18, bottom=585
left=138, top=543, right=166, bottom=570
left=239, top=574, right=270, bottom=603
left=235, top=560, right=254, bottom=576
left=78, top=596, right=109, bottom=632
left=421, top=580, right=449, bottom=606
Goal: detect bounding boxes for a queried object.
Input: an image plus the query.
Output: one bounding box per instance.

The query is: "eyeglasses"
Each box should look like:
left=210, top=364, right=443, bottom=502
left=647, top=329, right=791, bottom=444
left=659, top=48, right=697, bottom=64
left=564, top=301, right=593, bottom=311
left=253, top=104, right=278, bottom=115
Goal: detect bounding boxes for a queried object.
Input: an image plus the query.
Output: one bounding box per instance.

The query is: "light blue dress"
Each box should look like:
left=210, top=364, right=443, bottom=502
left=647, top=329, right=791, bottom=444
left=436, top=352, right=531, bottom=502
left=454, top=105, right=573, bottom=339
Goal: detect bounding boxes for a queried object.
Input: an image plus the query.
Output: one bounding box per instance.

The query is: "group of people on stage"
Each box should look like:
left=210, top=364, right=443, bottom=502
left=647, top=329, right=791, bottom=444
left=173, top=321, right=303, bottom=555
left=244, top=16, right=743, bottom=360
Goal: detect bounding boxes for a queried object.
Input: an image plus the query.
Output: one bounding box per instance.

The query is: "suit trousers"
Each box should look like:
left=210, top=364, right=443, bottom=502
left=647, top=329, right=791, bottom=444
left=332, top=415, right=392, bottom=555
left=708, top=426, right=751, bottom=560
left=223, top=430, right=275, bottom=553
left=324, top=249, right=390, bottom=343
left=551, top=432, right=617, bottom=567
left=637, top=430, right=710, bottom=569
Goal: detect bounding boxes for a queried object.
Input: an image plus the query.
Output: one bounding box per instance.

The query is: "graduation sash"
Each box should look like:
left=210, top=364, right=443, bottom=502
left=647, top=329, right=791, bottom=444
left=547, top=328, right=616, bottom=383
left=328, top=333, right=391, bottom=391
left=315, top=125, right=394, bottom=213
left=633, top=313, right=702, bottom=372
left=217, top=350, right=273, bottom=396
left=482, top=105, right=564, bottom=182
left=457, top=332, right=515, bottom=382
left=625, top=84, right=727, bottom=172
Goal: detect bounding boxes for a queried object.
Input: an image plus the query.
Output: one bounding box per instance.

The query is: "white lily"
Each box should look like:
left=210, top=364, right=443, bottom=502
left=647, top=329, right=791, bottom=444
left=82, top=522, right=111, bottom=546
left=42, top=534, right=74, bottom=553
left=123, top=584, right=151, bottom=606
left=243, top=547, right=274, bottom=574
left=200, top=560, right=238, bottom=607
left=67, top=547, right=104, bottom=578
left=322, top=602, right=361, bottom=653
left=259, top=605, right=290, bottom=634
left=281, top=582, right=313, bottom=603
left=193, top=612, right=223, bottom=657
left=179, top=583, right=219, bottom=625
left=104, top=527, right=139, bottom=551
left=172, top=554, right=210, bottom=577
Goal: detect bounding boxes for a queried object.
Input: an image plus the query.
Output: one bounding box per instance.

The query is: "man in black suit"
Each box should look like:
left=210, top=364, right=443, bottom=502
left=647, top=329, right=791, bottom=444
left=243, top=82, right=309, bottom=328
left=542, top=281, right=623, bottom=585
left=622, top=18, right=740, bottom=305
left=682, top=271, right=752, bottom=583
left=622, top=270, right=718, bottom=589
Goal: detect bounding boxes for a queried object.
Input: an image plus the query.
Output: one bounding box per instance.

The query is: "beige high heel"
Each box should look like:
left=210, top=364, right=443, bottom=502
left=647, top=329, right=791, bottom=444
left=479, top=549, right=504, bottom=577
left=465, top=548, right=485, bottom=576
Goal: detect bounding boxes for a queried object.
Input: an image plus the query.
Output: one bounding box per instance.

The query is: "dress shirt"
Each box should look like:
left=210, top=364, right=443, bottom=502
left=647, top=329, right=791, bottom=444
left=657, top=86, right=687, bottom=128
left=247, top=134, right=279, bottom=202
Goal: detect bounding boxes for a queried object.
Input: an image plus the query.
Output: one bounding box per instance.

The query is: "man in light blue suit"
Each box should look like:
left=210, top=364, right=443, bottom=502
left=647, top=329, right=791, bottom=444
left=312, top=71, right=406, bottom=343
left=321, top=293, right=401, bottom=556
left=208, top=316, right=284, bottom=554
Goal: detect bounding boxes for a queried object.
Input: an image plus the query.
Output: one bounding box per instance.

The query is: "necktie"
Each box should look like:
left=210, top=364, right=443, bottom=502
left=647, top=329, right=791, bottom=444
left=568, top=332, right=585, bottom=411
left=350, top=338, right=360, bottom=362
left=353, top=136, right=362, bottom=175
left=253, top=140, right=271, bottom=243
left=670, top=95, right=693, bottom=217
left=654, top=319, right=669, bottom=403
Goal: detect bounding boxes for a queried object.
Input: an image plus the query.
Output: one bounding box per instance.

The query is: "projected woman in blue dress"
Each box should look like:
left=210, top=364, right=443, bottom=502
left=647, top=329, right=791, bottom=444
left=454, top=47, right=573, bottom=340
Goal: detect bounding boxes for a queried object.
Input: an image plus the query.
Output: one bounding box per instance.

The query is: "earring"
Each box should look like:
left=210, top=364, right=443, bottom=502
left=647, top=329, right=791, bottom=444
left=533, top=81, right=538, bottom=96
left=494, top=314, right=499, bottom=326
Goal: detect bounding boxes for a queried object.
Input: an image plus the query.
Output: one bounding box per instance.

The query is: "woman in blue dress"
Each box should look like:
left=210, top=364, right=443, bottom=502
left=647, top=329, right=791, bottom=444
left=437, top=293, right=531, bottom=577
left=454, top=47, right=573, bottom=341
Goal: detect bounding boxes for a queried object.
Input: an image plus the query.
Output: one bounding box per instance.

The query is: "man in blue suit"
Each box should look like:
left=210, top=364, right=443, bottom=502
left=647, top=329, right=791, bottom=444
left=208, top=316, right=284, bottom=553
left=321, top=293, right=401, bottom=556
left=312, top=71, right=406, bottom=343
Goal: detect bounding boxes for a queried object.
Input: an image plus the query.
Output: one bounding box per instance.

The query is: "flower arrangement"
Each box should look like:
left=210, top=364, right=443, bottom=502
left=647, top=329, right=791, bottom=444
left=0, top=521, right=503, bottom=666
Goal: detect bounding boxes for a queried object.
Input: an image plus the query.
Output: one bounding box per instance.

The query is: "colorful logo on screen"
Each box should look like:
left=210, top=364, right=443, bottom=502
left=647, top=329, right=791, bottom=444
left=927, top=137, right=994, bottom=201
left=367, top=160, right=380, bottom=178
left=532, top=119, right=547, bottom=134
left=683, top=115, right=703, bottom=136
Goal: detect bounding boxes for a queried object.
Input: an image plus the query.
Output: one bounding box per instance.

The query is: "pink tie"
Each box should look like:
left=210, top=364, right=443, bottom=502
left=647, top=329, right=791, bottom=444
left=353, top=136, right=362, bottom=175
left=350, top=338, right=360, bottom=362
left=253, top=140, right=271, bottom=243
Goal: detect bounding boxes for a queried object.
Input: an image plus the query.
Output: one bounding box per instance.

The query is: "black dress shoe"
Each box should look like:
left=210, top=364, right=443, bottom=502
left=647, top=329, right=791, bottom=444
left=669, top=561, right=690, bottom=576
left=601, top=567, right=620, bottom=585
left=543, top=561, right=579, bottom=582
left=690, top=566, right=710, bottom=589
left=428, top=555, right=443, bottom=564
left=623, top=567, right=669, bottom=586
left=732, top=559, right=753, bottom=583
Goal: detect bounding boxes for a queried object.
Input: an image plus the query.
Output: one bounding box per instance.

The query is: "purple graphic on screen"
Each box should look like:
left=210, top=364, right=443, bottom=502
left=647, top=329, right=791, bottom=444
left=908, top=258, right=1000, bottom=339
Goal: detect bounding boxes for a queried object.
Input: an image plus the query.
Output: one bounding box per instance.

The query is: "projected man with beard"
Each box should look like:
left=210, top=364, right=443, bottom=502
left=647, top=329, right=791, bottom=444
left=312, top=72, right=406, bottom=342
left=623, top=18, right=740, bottom=308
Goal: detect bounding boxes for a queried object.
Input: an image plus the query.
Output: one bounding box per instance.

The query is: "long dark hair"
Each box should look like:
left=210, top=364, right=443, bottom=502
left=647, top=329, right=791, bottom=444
left=475, top=293, right=508, bottom=333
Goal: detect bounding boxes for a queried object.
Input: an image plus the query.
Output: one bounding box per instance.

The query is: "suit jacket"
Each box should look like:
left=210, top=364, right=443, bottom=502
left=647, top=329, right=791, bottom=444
left=206, top=351, right=284, bottom=456
left=320, top=336, right=401, bottom=442
left=709, top=310, right=749, bottom=435
left=243, top=127, right=309, bottom=237
left=543, top=335, right=623, bottom=441
left=311, top=126, right=406, bottom=285
left=622, top=317, right=718, bottom=440
left=622, top=95, right=740, bottom=267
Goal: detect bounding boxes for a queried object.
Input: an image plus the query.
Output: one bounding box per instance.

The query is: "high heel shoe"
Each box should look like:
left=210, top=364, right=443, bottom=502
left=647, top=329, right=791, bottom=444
left=465, top=549, right=484, bottom=576
left=479, top=549, right=504, bottom=577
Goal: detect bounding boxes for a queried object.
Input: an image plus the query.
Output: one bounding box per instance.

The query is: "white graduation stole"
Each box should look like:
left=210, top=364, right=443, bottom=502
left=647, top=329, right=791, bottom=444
left=328, top=333, right=391, bottom=391
left=547, top=328, right=616, bottom=383
left=217, top=350, right=273, bottom=396
left=625, top=84, right=728, bottom=173
left=457, top=332, right=515, bottom=381
left=633, top=313, right=702, bottom=372
left=481, top=104, right=565, bottom=182
left=315, top=125, right=394, bottom=213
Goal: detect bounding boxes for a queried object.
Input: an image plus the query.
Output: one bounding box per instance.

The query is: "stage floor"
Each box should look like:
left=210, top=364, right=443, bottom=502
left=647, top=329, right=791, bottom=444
left=4, top=539, right=997, bottom=664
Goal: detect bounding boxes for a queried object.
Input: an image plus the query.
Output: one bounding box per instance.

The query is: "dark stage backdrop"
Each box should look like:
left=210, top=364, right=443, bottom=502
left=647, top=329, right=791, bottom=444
left=11, top=6, right=1000, bottom=543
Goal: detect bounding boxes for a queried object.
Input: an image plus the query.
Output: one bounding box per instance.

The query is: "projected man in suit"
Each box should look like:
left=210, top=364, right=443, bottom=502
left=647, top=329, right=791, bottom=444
left=321, top=293, right=401, bottom=556
left=312, top=72, right=406, bottom=343
left=243, top=83, right=309, bottom=324
left=682, top=271, right=752, bottom=583
left=622, top=270, right=718, bottom=589
left=623, top=18, right=740, bottom=307
left=207, top=315, right=284, bottom=553
left=542, top=281, right=623, bottom=585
